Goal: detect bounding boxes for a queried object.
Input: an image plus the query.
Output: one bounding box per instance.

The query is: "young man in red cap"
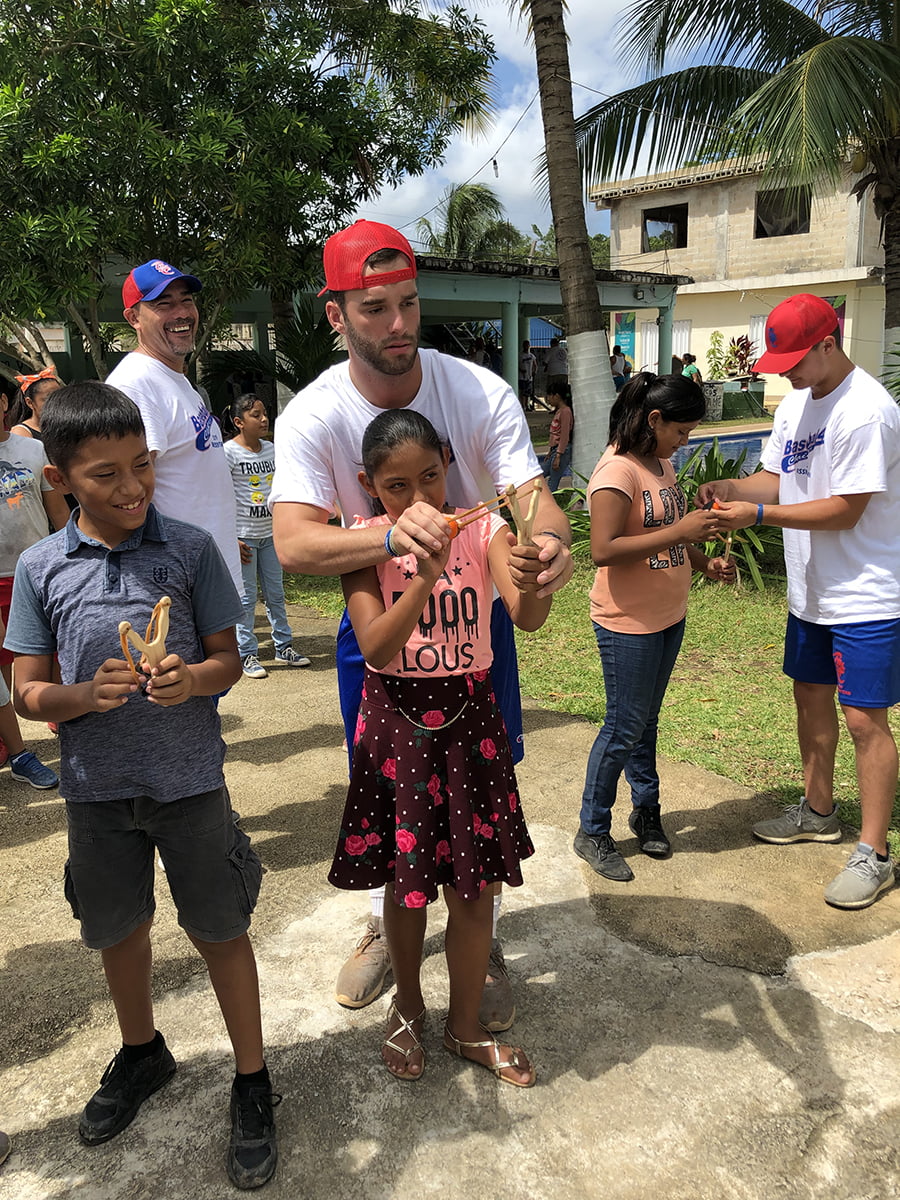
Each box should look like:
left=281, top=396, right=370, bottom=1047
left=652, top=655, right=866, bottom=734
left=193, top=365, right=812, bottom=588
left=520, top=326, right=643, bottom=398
left=270, top=219, right=573, bottom=1041
left=106, top=260, right=243, bottom=596
left=699, top=293, right=900, bottom=909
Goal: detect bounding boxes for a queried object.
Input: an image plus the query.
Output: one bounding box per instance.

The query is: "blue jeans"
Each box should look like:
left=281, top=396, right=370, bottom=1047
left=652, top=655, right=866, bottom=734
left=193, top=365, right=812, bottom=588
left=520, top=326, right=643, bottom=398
left=542, top=446, right=572, bottom=491
left=237, top=536, right=293, bottom=658
left=580, top=618, right=686, bottom=835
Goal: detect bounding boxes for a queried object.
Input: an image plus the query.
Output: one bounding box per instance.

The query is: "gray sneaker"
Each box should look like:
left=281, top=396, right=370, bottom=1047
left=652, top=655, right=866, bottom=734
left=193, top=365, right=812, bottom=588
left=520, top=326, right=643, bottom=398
left=824, top=845, right=895, bottom=909
left=242, top=655, right=268, bottom=679
left=334, top=917, right=392, bottom=1008
left=275, top=647, right=311, bottom=667
left=752, top=798, right=841, bottom=844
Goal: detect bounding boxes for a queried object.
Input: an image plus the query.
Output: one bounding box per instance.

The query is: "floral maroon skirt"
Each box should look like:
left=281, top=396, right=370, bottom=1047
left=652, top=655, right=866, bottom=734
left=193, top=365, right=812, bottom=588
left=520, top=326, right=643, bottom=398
left=328, top=667, right=534, bottom=907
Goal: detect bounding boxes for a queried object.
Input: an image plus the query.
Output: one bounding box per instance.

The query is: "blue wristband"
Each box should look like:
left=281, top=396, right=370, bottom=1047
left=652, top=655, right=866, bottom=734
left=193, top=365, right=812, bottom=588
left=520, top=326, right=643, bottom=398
left=755, top=503, right=764, bottom=526
left=384, top=527, right=399, bottom=557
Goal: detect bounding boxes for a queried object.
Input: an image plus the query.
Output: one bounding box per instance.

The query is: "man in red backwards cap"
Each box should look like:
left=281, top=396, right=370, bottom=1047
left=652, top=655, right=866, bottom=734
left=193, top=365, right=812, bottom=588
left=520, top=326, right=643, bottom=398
left=270, top=219, right=573, bottom=1042
left=699, top=294, right=900, bottom=910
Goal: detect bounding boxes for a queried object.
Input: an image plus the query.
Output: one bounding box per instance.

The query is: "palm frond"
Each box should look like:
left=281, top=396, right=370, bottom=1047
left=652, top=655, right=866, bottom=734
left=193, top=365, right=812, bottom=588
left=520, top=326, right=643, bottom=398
left=573, top=66, right=771, bottom=184
left=619, top=0, right=827, bottom=76
left=724, top=37, right=900, bottom=184
left=818, top=0, right=894, bottom=40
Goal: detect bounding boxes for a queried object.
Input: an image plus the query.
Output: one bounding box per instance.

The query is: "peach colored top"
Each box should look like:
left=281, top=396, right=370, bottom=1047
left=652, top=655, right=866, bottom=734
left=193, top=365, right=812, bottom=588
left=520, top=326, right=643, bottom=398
left=588, top=446, right=691, bottom=634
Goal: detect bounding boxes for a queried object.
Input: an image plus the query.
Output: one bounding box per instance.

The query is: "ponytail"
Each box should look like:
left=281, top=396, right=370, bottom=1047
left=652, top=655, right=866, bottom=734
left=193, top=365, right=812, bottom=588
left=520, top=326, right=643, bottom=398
left=609, top=372, right=705, bottom=456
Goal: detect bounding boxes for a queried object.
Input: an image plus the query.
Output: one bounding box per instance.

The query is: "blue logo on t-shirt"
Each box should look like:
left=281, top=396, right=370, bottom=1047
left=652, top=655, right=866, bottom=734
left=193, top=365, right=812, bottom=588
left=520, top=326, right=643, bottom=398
left=191, top=403, right=219, bottom=452
left=782, top=426, right=826, bottom=473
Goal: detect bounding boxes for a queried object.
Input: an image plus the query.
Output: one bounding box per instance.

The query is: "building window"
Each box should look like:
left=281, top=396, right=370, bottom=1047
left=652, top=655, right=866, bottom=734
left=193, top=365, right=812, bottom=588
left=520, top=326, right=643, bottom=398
left=641, top=204, right=688, bottom=253
left=755, top=188, right=810, bottom=238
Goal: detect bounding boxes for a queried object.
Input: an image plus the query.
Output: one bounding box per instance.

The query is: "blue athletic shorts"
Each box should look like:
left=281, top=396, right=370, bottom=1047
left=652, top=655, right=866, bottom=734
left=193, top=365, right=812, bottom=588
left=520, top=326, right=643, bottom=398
left=336, top=597, right=524, bottom=769
left=784, top=613, right=900, bottom=708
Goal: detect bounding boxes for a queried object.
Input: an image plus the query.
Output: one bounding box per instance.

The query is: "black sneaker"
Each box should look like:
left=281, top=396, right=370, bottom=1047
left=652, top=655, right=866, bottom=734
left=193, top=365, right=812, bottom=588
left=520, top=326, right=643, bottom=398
left=79, top=1034, right=176, bottom=1145
left=628, top=805, right=671, bottom=856
left=227, top=1081, right=281, bottom=1189
left=573, top=829, right=634, bottom=881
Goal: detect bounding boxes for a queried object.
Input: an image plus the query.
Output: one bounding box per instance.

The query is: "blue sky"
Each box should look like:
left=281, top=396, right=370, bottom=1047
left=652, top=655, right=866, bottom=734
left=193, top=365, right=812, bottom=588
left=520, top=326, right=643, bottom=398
left=361, top=0, right=635, bottom=248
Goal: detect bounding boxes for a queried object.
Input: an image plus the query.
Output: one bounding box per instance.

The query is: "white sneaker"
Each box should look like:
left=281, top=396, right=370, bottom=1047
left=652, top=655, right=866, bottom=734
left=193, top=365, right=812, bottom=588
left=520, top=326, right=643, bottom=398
left=242, top=655, right=268, bottom=679
left=275, top=648, right=311, bottom=667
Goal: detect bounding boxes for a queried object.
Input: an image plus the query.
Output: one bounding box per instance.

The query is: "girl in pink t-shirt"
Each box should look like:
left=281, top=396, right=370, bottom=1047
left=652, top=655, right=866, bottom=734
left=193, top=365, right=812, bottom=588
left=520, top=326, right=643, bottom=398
left=576, top=373, right=734, bottom=885
left=329, top=409, right=550, bottom=1089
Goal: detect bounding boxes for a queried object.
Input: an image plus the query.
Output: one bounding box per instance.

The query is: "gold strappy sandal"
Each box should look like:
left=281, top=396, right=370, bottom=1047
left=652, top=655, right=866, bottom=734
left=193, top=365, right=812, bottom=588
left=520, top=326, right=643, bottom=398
left=382, top=997, right=426, bottom=1081
left=443, top=1023, right=536, bottom=1088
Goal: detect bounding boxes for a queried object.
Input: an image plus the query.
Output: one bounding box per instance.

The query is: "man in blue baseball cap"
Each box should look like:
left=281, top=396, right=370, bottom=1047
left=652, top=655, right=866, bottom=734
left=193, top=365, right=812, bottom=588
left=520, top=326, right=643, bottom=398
left=106, top=261, right=242, bottom=594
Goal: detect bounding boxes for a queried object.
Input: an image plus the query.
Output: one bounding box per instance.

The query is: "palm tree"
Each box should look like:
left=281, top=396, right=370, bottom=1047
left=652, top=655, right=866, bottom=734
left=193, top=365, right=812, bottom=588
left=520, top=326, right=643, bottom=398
left=573, top=0, right=900, bottom=350
left=417, top=183, right=528, bottom=260
left=524, top=0, right=617, bottom=480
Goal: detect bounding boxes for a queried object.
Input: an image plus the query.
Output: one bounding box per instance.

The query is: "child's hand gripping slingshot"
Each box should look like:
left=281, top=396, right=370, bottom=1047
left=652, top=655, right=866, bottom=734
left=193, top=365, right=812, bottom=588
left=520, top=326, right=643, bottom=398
left=119, top=596, right=172, bottom=684
left=442, top=480, right=543, bottom=542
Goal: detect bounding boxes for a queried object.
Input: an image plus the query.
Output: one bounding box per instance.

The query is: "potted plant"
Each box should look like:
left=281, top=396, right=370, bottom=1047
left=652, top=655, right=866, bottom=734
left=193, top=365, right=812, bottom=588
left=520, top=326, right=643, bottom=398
left=722, top=335, right=766, bottom=418
left=702, top=331, right=727, bottom=421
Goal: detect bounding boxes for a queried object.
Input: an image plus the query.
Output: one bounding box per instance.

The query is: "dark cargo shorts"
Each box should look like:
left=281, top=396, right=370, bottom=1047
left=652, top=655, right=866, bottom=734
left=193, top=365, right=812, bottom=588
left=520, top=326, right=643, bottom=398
left=63, top=786, right=263, bottom=950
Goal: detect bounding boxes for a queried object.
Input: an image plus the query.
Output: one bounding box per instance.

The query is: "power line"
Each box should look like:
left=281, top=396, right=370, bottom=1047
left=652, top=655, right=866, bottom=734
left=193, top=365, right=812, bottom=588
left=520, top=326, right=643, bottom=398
left=398, top=88, right=541, bottom=242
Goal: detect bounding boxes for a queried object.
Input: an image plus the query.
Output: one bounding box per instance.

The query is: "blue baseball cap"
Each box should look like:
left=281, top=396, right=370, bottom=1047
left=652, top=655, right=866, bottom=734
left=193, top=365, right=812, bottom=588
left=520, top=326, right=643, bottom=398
left=122, top=259, right=202, bottom=308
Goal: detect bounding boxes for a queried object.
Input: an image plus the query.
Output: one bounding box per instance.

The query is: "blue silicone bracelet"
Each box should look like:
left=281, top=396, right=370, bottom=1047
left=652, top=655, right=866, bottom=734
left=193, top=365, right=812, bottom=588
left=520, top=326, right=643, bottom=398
left=755, top=503, right=764, bottom=526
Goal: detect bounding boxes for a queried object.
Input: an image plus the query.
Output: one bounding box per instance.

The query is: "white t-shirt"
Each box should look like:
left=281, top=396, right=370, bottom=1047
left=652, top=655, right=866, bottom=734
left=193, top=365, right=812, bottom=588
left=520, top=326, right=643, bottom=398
left=223, top=438, right=275, bottom=539
left=107, top=353, right=242, bottom=591
left=0, top=434, right=53, bottom=577
left=269, top=349, right=540, bottom=520
left=545, top=345, right=568, bottom=376
left=761, top=366, right=900, bottom=623
left=518, top=351, right=536, bottom=383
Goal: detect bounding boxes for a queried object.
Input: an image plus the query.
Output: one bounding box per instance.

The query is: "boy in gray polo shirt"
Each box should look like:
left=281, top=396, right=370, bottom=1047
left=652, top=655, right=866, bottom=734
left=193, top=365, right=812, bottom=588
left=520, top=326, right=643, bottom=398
left=5, top=383, right=279, bottom=1191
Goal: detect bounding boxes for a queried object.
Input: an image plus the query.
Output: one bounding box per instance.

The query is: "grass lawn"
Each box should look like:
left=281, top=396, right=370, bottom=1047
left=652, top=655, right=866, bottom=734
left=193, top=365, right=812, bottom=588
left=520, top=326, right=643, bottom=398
left=285, top=565, right=900, bottom=853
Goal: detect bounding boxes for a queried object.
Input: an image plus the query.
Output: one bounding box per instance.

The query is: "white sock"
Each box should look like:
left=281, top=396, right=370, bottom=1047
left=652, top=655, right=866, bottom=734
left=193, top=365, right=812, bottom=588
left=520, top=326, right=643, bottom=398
left=369, top=886, right=385, bottom=921
left=492, top=892, right=502, bottom=939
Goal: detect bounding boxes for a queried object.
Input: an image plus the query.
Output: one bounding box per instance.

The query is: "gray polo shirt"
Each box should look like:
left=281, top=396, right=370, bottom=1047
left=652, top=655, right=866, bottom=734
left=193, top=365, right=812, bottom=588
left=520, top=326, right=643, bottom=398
left=5, top=505, right=243, bottom=803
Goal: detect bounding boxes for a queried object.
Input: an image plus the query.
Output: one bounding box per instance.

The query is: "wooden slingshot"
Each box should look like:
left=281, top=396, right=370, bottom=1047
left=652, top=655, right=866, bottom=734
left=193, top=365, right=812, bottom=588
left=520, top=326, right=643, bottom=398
left=503, top=479, right=542, bottom=545
left=443, top=480, right=542, bottom=541
left=119, top=596, right=172, bottom=685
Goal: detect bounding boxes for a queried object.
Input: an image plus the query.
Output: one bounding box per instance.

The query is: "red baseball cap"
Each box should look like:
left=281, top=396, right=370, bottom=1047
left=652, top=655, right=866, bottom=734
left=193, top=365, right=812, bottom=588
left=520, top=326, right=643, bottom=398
left=753, top=294, right=839, bottom=373
left=122, top=259, right=201, bottom=309
left=318, top=220, right=417, bottom=297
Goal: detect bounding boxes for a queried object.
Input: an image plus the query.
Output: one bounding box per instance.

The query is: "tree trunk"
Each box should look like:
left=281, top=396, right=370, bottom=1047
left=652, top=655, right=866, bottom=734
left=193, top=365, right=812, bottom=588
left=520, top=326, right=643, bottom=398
left=529, top=0, right=616, bottom=480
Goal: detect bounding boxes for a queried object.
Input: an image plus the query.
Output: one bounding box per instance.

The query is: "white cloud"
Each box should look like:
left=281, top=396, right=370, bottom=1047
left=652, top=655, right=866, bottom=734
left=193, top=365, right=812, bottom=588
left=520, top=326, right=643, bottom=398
left=360, top=0, right=636, bottom=243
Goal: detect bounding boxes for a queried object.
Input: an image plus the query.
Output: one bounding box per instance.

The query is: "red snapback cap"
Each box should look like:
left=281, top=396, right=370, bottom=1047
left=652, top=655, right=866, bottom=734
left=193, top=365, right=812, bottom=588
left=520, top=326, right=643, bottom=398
left=318, top=220, right=417, bottom=296
left=753, top=294, right=839, bottom=373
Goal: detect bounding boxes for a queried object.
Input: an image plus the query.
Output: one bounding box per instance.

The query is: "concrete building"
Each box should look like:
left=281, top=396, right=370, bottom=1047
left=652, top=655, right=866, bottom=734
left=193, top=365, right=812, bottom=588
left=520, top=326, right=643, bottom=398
left=591, top=159, right=885, bottom=403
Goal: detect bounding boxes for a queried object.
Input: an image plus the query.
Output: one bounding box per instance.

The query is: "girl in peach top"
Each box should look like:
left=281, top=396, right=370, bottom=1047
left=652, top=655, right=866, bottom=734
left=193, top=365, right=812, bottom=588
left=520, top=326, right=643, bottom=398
left=574, top=373, right=735, bottom=884
left=329, top=409, right=551, bottom=1088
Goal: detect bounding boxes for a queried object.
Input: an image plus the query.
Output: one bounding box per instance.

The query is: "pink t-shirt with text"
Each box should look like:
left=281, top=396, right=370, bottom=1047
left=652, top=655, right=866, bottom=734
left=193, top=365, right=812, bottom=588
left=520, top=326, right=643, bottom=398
left=353, top=509, right=508, bottom=676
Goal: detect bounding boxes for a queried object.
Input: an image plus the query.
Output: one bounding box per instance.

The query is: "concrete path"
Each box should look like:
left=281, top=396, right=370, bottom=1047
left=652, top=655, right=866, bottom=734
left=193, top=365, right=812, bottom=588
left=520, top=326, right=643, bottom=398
left=1, top=603, right=898, bottom=1200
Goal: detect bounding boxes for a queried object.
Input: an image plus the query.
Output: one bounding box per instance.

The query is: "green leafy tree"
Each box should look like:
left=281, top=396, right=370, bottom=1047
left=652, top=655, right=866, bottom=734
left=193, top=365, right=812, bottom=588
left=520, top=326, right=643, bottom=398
left=573, top=0, right=900, bottom=348
left=0, top=0, right=494, bottom=378
left=530, top=224, right=610, bottom=267
left=417, top=182, right=530, bottom=259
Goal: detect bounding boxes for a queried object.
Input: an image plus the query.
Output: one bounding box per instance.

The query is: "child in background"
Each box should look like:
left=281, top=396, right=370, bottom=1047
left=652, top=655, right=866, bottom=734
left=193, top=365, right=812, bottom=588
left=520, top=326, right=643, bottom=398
left=6, top=383, right=278, bottom=1190
left=9, top=368, right=62, bottom=439
left=575, top=373, right=735, bottom=882
left=541, top=384, right=574, bottom=491
left=328, top=409, right=551, bottom=1089
left=223, top=394, right=310, bottom=679
left=0, top=374, right=68, bottom=786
